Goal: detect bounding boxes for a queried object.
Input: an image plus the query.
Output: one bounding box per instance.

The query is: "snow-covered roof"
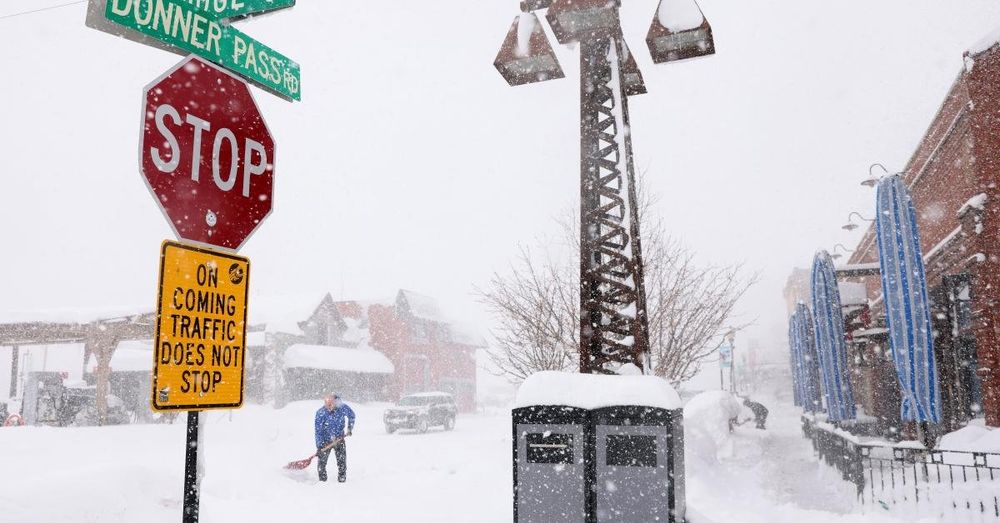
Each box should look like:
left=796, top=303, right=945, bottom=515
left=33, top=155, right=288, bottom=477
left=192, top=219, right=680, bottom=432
left=968, top=27, right=1000, bottom=57
left=838, top=282, right=868, bottom=306
left=398, top=289, right=444, bottom=322
left=249, top=293, right=331, bottom=335
left=514, top=371, right=682, bottom=410
left=0, top=306, right=152, bottom=326
left=283, top=344, right=394, bottom=374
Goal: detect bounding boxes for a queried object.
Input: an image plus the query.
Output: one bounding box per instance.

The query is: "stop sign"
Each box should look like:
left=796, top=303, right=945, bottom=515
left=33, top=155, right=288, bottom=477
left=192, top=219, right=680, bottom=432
left=140, top=56, right=275, bottom=251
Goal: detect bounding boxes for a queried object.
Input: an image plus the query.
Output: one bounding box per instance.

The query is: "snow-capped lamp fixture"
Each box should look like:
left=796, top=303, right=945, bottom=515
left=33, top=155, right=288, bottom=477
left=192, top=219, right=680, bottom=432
left=646, top=0, right=715, bottom=64
left=545, top=0, right=622, bottom=45
left=494, top=11, right=566, bottom=86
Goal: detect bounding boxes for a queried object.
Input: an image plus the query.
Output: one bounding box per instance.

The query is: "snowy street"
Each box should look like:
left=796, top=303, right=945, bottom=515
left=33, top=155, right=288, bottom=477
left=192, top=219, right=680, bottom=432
left=0, top=402, right=511, bottom=522
left=0, top=396, right=934, bottom=523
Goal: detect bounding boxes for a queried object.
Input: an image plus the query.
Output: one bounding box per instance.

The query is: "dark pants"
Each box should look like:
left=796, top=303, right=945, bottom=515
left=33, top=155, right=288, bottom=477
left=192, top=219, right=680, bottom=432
left=317, top=440, right=347, bottom=482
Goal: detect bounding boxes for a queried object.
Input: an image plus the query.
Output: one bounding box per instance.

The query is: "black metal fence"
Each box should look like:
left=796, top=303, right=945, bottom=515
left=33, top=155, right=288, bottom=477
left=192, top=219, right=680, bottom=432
left=802, top=416, right=1000, bottom=519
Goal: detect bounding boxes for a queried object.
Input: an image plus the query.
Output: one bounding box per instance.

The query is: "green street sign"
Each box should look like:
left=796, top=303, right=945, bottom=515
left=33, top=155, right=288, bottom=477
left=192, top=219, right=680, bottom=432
left=195, top=0, right=296, bottom=21
left=90, top=0, right=300, bottom=101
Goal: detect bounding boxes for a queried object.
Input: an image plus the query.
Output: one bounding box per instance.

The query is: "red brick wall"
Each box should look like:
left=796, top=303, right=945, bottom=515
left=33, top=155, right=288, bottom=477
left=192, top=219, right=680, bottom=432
left=965, top=46, right=1000, bottom=426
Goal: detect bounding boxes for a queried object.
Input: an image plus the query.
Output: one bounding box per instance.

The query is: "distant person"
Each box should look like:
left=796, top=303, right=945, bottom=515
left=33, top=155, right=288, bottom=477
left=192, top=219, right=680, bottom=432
left=314, top=393, right=356, bottom=482
left=743, top=397, right=769, bottom=430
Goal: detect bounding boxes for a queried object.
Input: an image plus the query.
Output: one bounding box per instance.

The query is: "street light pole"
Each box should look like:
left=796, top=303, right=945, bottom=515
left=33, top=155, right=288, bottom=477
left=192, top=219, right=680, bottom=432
left=495, top=0, right=715, bottom=375
left=578, top=34, right=649, bottom=374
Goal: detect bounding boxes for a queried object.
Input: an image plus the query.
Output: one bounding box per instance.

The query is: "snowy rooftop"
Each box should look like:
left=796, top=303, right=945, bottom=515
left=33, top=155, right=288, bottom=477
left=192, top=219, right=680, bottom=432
left=969, top=26, right=1000, bottom=56
left=283, top=344, right=394, bottom=374
left=398, top=289, right=445, bottom=322
left=514, top=371, right=682, bottom=410
left=0, top=306, right=152, bottom=326
left=248, top=293, right=331, bottom=335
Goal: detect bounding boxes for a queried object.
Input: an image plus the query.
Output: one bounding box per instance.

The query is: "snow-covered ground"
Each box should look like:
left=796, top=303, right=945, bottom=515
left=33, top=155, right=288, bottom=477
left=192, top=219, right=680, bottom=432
left=0, top=402, right=511, bottom=522
left=683, top=393, right=936, bottom=523
left=0, top=396, right=951, bottom=522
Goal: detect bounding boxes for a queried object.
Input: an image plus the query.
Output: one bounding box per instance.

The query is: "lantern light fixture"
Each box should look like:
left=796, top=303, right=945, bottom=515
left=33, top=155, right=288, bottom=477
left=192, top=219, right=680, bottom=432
left=494, top=12, right=566, bottom=86
left=646, top=0, right=715, bottom=64
left=546, top=0, right=622, bottom=45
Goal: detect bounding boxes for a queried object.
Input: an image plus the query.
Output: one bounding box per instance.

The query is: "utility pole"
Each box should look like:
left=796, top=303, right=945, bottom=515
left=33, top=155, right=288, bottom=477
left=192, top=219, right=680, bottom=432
left=494, top=0, right=716, bottom=375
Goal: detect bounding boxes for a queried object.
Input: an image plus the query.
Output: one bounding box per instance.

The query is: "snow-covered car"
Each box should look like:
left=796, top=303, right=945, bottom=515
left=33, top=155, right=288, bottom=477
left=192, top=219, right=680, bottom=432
left=383, top=392, right=457, bottom=434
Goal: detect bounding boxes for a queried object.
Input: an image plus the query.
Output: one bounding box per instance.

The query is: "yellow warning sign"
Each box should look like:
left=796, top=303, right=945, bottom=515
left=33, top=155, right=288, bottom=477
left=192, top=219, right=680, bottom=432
left=151, top=241, right=249, bottom=411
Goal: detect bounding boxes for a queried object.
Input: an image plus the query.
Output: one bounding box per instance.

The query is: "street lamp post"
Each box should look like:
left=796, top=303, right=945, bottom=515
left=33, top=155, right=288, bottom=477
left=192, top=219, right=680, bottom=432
left=494, top=0, right=715, bottom=375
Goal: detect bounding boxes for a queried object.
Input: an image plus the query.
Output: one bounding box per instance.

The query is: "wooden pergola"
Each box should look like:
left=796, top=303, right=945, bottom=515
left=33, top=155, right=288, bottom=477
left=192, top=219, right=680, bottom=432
left=0, top=312, right=154, bottom=424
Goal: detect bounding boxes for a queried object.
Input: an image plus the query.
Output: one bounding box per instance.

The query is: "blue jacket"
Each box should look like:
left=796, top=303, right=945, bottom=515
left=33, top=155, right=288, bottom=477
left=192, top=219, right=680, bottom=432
left=315, top=404, right=356, bottom=447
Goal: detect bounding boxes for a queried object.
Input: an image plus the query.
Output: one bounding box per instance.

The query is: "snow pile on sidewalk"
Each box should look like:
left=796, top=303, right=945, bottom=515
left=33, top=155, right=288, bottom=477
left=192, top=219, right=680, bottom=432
left=683, top=392, right=935, bottom=523
left=940, top=420, right=1000, bottom=453
left=683, top=391, right=748, bottom=463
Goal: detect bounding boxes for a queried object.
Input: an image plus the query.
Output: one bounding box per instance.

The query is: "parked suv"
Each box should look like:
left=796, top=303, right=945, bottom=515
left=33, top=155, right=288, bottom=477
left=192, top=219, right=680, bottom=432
left=383, top=392, right=457, bottom=434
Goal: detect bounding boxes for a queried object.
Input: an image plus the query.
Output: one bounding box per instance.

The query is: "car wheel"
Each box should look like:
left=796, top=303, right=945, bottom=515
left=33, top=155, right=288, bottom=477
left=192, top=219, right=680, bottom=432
left=385, top=423, right=396, bottom=434
left=417, top=417, right=429, bottom=433
left=444, top=416, right=455, bottom=431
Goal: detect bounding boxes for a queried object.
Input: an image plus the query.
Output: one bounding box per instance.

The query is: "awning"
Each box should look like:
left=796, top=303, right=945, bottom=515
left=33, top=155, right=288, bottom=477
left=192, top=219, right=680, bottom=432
left=811, top=250, right=857, bottom=422
left=875, top=175, right=941, bottom=424
left=790, top=303, right=823, bottom=413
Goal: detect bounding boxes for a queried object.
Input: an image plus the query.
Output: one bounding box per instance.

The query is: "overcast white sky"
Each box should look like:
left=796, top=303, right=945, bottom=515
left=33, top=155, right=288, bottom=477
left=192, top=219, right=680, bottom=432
left=3, top=1, right=1000, bottom=382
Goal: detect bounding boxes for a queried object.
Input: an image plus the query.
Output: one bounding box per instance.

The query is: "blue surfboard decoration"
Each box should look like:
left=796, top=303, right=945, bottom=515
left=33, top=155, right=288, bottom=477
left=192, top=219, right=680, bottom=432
left=811, top=250, right=856, bottom=422
left=793, top=302, right=823, bottom=413
left=875, top=175, right=941, bottom=423
left=788, top=313, right=804, bottom=408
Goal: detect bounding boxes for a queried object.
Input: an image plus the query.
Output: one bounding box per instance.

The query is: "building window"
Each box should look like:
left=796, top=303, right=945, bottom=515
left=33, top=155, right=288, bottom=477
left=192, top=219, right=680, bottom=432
left=946, top=274, right=983, bottom=418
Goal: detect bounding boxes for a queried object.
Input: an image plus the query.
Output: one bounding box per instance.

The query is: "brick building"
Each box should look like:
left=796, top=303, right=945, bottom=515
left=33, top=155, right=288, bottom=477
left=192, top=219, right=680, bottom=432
left=337, top=290, right=482, bottom=412
left=842, top=40, right=1000, bottom=428
left=249, top=290, right=483, bottom=412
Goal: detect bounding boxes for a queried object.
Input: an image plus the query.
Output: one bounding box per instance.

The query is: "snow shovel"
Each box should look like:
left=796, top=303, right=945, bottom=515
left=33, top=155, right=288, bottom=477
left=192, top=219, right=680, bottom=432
left=284, top=438, right=344, bottom=470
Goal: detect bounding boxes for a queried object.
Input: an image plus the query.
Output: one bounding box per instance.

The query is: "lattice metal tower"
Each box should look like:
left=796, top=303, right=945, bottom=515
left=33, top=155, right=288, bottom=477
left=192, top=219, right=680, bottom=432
left=494, top=0, right=716, bottom=374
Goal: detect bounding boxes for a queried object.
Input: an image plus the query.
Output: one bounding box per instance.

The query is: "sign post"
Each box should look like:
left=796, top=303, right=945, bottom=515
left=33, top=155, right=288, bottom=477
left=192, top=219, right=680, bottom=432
left=153, top=241, right=248, bottom=523
left=88, top=0, right=289, bottom=514
left=139, top=57, right=271, bottom=522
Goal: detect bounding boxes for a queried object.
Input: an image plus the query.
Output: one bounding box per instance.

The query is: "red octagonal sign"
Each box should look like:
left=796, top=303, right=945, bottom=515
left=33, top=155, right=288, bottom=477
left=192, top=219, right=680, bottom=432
left=141, top=56, right=275, bottom=251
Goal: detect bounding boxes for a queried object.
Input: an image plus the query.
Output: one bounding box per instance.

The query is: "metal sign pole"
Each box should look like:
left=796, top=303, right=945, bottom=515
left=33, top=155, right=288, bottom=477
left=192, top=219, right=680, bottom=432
left=182, top=411, right=201, bottom=523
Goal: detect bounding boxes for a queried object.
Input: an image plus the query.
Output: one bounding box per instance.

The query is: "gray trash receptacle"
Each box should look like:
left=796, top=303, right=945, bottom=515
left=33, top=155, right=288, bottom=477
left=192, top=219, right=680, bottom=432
left=592, top=406, right=684, bottom=522
left=512, top=371, right=685, bottom=523
left=513, top=405, right=589, bottom=523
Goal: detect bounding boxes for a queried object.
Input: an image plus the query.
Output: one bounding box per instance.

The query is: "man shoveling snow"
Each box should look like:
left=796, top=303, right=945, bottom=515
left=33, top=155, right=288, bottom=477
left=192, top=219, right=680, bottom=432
left=314, top=393, right=356, bottom=483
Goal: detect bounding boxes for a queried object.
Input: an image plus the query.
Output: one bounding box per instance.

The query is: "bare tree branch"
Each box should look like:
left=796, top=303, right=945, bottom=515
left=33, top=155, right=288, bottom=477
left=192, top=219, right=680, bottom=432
left=476, top=176, right=758, bottom=385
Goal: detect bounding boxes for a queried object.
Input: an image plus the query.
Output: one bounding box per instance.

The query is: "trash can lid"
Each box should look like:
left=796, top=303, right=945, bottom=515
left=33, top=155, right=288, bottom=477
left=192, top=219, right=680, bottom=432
left=514, top=371, right=681, bottom=410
